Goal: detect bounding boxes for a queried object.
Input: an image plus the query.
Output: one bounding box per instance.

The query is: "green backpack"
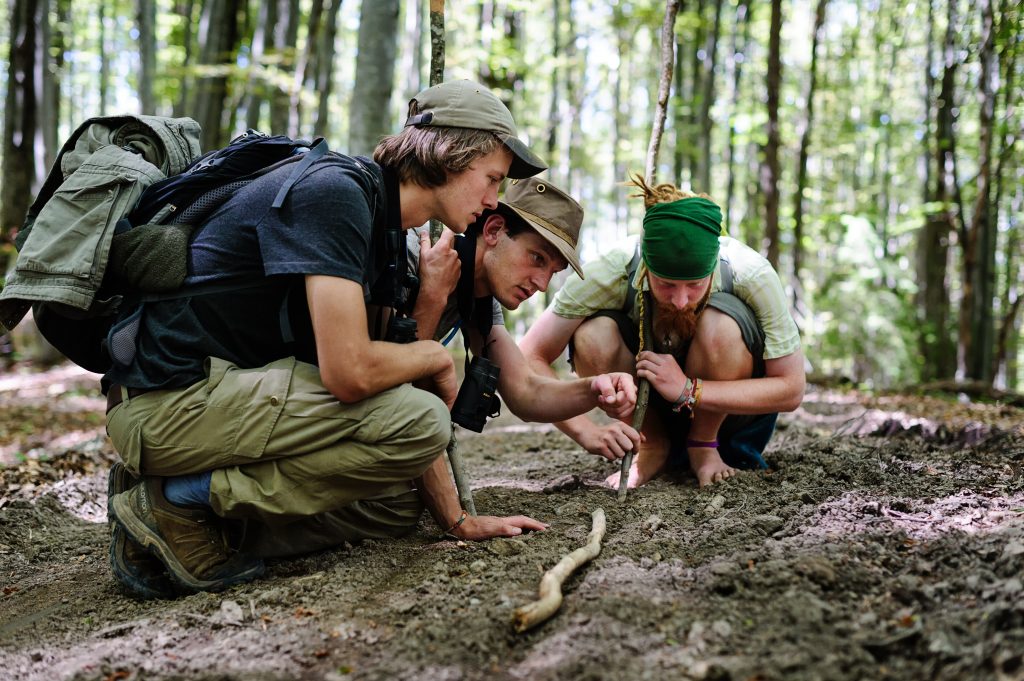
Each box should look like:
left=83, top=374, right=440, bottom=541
left=0, top=114, right=202, bottom=367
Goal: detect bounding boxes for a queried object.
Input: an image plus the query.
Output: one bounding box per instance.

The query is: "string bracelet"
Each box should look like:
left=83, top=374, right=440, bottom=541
left=686, top=438, right=719, bottom=449
left=443, top=509, right=468, bottom=539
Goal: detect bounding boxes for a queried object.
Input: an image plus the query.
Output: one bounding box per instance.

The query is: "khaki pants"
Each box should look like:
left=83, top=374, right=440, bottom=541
left=106, top=356, right=448, bottom=556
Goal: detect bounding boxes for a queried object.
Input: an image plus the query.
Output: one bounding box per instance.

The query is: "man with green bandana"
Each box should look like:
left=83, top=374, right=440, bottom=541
left=520, top=180, right=805, bottom=488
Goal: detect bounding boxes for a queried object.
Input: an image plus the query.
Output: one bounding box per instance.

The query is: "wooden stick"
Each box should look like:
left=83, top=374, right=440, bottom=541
left=617, top=380, right=650, bottom=501
left=623, top=0, right=680, bottom=500
left=512, top=508, right=606, bottom=633
left=644, top=0, right=681, bottom=183
left=446, top=431, right=476, bottom=516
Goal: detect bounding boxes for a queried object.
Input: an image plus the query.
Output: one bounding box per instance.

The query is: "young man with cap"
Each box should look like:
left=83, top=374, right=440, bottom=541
left=104, top=80, right=573, bottom=598
left=409, top=176, right=641, bottom=429
left=520, top=179, right=805, bottom=488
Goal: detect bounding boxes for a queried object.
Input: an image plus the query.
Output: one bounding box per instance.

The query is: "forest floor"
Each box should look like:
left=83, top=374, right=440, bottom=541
left=1, top=363, right=1023, bottom=681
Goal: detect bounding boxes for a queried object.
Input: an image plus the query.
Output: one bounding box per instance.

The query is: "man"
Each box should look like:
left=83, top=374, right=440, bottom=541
left=409, top=176, right=641, bottom=431
left=103, top=80, right=612, bottom=599
left=520, top=178, right=805, bottom=489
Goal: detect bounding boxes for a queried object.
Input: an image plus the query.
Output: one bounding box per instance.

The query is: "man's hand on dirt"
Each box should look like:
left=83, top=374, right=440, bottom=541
left=635, top=351, right=687, bottom=402
left=578, top=422, right=643, bottom=462
left=453, top=514, right=548, bottom=540
left=417, top=228, right=460, bottom=298
left=591, top=372, right=637, bottom=420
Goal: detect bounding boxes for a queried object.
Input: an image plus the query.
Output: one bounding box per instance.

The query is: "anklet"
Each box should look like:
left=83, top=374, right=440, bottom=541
left=686, top=438, right=719, bottom=449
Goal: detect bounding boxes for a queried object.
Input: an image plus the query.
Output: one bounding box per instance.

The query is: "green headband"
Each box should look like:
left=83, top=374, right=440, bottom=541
left=641, top=197, right=723, bottom=280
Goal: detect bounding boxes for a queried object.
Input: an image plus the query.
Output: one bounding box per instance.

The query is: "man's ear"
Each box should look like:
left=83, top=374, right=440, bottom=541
left=482, top=213, right=506, bottom=245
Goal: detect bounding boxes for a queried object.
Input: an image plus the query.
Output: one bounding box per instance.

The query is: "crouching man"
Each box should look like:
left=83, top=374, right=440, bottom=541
left=409, top=176, right=640, bottom=439
left=520, top=178, right=804, bottom=489
left=105, top=80, right=557, bottom=598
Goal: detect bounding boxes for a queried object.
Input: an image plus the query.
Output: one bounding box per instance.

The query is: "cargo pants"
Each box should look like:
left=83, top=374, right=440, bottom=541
left=106, top=356, right=449, bottom=558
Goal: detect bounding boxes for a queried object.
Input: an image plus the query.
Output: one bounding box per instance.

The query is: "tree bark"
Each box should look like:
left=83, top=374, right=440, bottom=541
left=194, top=0, right=241, bottom=150
left=313, top=0, right=342, bottom=139
left=349, top=0, right=400, bottom=156
left=959, top=0, right=998, bottom=383
left=760, top=0, right=782, bottom=269
left=138, top=0, right=157, bottom=114
left=269, top=0, right=300, bottom=135
left=723, top=0, right=750, bottom=232
left=2, top=0, right=46, bottom=241
left=244, top=0, right=277, bottom=131
left=696, top=0, right=722, bottom=193
left=917, top=0, right=957, bottom=382
left=173, top=0, right=196, bottom=118
left=293, top=0, right=324, bottom=137
left=793, top=0, right=828, bottom=288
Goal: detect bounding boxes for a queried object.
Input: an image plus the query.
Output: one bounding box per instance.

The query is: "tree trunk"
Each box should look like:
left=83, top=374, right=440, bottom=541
left=697, top=0, right=721, bottom=192
left=313, top=0, right=342, bottom=139
left=723, top=0, right=750, bottom=232
left=244, top=0, right=277, bottom=131
left=960, top=0, right=998, bottom=383
left=348, top=0, right=400, bottom=156
left=269, top=0, right=300, bottom=135
left=138, top=0, right=157, bottom=113
left=292, top=0, right=324, bottom=137
left=546, top=0, right=563, bottom=185
left=917, top=0, right=957, bottom=383
left=194, top=0, right=241, bottom=151
left=2, top=0, right=46, bottom=241
left=760, top=0, right=782, bottom=268
left=43, top=0, right=68, bottom=171
left=792, top=0, right=828, bottom=288
left=173, top=0, right=196, bottom=118
left=99, top=2, right=109, bottom=115
left=990, top=0, right=1021, bottom=387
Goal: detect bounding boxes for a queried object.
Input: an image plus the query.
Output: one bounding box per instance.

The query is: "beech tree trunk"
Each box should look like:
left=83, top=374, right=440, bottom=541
left=959, top=0, right=998, bottom=384
left=194, top=0, right=241, bottom=150
left=2, top=0, right=46, bottom=240
left=349, top=0, right=400, bottom=156
left=138, top=0, right=157, bottom=113
left=760, top=0, right=782, bottom=268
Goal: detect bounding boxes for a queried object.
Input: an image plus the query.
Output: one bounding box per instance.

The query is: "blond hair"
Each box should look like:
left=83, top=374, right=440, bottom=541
left=626, top=172, right=713, bottom=209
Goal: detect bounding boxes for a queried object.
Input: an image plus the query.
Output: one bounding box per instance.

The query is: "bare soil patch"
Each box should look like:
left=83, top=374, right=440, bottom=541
left=1, top=365, right=1023, bottom=680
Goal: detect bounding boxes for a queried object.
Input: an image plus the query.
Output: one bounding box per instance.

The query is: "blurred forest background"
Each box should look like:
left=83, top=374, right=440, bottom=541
left=0, top=0, right=1021, bottom=393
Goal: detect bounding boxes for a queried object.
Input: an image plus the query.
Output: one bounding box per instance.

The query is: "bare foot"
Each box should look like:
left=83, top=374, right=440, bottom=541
left=604, top=447, right=668, bottom=489
left=688, top=447, right=737, bottom=487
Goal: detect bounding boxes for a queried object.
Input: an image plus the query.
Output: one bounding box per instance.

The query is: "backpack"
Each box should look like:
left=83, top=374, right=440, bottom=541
left=0, top=116, right=394, bottom=373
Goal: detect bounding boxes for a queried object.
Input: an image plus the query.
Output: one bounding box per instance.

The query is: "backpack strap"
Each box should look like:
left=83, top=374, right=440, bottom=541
left=271, top=138, right=329, bottom=209
left=453, top=234, right=496, bottom=361
left=623, top=243, right=643, bottom=317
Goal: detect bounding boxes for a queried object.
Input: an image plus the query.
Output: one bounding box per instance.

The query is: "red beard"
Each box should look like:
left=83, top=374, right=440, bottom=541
left=651, top=285, right=712, bottom=355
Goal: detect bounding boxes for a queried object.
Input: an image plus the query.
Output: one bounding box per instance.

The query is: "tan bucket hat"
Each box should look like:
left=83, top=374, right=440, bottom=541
left=499, top=177, right=585, bottom=278
left=405, top=80, right=547, bottom=179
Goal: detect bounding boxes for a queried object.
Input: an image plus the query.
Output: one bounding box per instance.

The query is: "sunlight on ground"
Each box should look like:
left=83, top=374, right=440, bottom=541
left=804, top=490, right=1024, bottom=542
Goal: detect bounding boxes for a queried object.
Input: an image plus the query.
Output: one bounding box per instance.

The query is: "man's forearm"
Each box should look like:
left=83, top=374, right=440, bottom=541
left=415, top=456, right=465, bottom=534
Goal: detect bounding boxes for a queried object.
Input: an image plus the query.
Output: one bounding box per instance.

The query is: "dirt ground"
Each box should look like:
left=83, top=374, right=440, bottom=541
left=1, top=364, right=1023, bottom=681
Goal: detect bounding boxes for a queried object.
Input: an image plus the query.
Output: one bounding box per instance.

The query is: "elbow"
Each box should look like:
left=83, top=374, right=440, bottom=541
left=322, top=369, right=373, bottom=404
left=780, top=378, right=806, bottom=412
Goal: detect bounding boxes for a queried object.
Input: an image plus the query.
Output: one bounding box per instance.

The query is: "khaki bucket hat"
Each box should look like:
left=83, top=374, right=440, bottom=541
left=499, top=177, right=585, bottom=278
left=405, top=80, right=547, bottom=179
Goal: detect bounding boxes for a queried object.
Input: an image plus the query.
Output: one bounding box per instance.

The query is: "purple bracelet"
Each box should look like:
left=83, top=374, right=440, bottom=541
left=686, top=438, right=719, bottom=449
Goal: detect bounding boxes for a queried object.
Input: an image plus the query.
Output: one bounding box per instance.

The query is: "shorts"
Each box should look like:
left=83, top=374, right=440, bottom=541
left=570, top=291, right=776, bottom=470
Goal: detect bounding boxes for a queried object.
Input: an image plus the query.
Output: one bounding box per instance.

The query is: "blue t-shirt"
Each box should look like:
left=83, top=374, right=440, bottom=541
left=104, top=153, right=387, bottom=391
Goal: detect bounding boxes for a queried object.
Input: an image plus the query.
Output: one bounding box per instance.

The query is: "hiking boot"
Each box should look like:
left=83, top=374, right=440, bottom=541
left=110, top=475, right=264, bottom=592
left=108, top=462, right=176, bottom=599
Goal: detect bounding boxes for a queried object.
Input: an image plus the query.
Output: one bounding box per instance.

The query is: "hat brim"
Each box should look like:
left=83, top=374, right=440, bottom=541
left=499, top=134, right=547, bottom=179
left=502, top=204, right=584, bottom=279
